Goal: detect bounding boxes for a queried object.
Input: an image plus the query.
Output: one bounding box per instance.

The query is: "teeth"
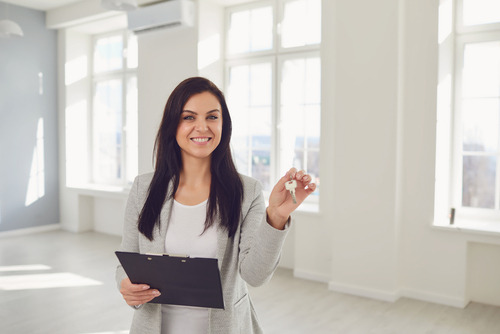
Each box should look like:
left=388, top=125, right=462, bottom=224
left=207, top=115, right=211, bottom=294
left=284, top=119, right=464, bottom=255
left=192, top=138, right=210, bottom=142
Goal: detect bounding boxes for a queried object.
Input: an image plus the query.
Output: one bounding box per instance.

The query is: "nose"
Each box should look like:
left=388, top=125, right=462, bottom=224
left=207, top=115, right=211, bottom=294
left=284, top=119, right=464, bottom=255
left=195, top=118, right=208, bottom=132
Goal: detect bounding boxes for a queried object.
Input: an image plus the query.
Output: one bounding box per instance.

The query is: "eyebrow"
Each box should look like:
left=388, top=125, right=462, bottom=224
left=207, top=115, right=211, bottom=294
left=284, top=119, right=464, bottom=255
left=181, top=109, right=220, bottom=115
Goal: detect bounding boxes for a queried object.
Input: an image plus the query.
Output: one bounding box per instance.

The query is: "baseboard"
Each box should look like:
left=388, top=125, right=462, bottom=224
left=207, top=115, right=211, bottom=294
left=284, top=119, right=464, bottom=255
left=400, top=287, right=469, bottom=308
left=294, top=269, right=331, bottom=283
left=328, top=280, right=400, bottom=302
left=0, top=224, right=61, bottom=239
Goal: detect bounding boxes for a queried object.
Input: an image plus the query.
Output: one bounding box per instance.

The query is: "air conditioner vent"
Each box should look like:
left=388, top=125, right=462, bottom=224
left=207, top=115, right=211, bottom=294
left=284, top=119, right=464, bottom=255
left=127, top=0, right=194, bottom=34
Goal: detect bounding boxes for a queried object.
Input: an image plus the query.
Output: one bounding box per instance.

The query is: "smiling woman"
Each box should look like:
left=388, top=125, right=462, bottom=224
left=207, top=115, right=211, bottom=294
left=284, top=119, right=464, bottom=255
left=115, top=77, right=316, bottom=334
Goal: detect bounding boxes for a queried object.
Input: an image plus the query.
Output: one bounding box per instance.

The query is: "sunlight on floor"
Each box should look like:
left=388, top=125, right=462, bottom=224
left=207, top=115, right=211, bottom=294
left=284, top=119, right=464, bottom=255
left=0, top=272, right=103, bottom=290
left=0, top=264, right=51, bottom=272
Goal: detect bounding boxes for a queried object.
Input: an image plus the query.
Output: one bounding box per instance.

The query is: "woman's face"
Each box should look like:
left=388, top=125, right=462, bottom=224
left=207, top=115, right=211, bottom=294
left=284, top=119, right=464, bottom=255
left=176, top=91, right=223, bottom=162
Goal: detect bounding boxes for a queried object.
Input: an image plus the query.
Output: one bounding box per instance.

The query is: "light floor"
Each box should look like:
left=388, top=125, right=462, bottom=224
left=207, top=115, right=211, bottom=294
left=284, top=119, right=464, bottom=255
left=0, top=230, right=499, bottom=334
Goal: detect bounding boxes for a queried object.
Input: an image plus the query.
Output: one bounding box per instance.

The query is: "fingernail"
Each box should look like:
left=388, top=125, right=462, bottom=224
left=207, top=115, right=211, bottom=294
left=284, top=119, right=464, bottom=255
left=143, top=285, right=150, bottom=290
left=153, top=291, right=160, bottom=296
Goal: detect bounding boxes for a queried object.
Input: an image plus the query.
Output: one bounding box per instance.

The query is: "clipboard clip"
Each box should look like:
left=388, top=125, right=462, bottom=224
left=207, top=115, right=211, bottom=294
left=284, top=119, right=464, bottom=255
left=145, top=253, right=190, bottom=258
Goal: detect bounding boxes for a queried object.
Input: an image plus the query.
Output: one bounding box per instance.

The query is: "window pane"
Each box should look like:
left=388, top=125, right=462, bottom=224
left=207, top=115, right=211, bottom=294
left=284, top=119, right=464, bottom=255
left=463, top=41, right=500, bottom=98
left=463, top=0, right=500, bottom=26
left=65, top=100, right=88, bottom=186
left=126, top=76, right=138, bottom=183
left=280, top=56, right=321, bottom=177
left=282, top=58, right=306, bottom=105
left=305, top=57, right=321, bottom=104
left=282, top=0, right=321, bottom=48
left=228, top=6, right=273, bottom=55
left=305, top=105, right=320, bottom=149
left=251, top=107, right=272, bottom=149
left=251, top=7, right=273, bottom=52
left=228, top=62, right=273, bottom=190
left=231, top=109, right=250, bottom=148
left=252, top=150, right=271, bottom=190
left=93, top=79, right=123, bottom=182
left=250, top=63, right=272, bottom=106
left=462, top=156, right=496, bottom=208
left=281, top=105, right=304, bottom=150
left=462, top=98, right=499, bottom=152
left=127, top=34, right=138, bottom=69
left=234, top=149, right=249, bottom=175
left=229, top=11, right=250, bottom=54
left=307, top=150, right=320, bottom=195
left=228, top=65, right=250, bottom=107
left=293, top=149, right=304, bottom=170
left=94, top=35, right=123, bottom=73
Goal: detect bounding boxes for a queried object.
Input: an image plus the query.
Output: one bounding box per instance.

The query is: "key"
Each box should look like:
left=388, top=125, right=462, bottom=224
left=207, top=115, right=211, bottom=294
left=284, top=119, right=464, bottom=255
left=285, top=177, right=297, bottom=204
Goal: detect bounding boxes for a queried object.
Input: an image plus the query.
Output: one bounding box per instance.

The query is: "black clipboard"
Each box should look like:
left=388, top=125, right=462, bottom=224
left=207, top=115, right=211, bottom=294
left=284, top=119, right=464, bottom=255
left=115, top=251, right=224, bottom=309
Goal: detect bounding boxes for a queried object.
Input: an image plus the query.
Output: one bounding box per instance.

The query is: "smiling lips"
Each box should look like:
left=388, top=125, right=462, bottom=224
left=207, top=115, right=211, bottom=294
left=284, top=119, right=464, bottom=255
left=191, top=137, right=211, bottom=144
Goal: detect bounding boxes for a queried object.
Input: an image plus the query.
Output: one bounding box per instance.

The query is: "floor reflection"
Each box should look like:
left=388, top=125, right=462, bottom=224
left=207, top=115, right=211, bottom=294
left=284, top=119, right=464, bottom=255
left=0, top=272, right=102, bottom=290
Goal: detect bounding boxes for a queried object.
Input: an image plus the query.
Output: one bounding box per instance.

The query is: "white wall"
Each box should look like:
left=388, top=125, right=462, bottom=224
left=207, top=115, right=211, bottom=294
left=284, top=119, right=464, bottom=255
left=467, top=242, right=500, bottom=306
left=198, top=0, right=225, bottom=87
left=137, top=22, right=199, bottom=174
left=52, top=0, right=500, bottom=308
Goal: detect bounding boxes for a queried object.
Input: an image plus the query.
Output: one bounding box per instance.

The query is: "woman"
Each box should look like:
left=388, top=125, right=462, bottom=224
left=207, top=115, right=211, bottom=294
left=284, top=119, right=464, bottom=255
left=116, top=77, right=316, bottom=334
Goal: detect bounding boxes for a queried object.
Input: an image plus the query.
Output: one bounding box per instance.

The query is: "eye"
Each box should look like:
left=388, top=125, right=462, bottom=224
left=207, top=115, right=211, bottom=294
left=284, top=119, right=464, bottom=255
left=183, top=115, right=194, bottom=120
left=207, top=115, right=218, bottom=120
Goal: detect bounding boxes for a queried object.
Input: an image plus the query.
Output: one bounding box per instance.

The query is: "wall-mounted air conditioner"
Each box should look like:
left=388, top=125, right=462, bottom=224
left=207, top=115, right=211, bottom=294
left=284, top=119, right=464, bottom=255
left=127, top=0, right=195, bottom=34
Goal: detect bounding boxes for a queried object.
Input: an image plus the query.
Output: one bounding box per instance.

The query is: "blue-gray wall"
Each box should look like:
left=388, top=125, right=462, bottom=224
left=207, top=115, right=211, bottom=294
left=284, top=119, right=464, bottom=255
left=0, top=2, right=59, bottom=232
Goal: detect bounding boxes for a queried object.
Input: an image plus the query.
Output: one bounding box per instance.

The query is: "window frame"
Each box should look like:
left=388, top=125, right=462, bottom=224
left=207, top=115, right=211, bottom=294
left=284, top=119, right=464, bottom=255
left=225, top=0, right=277, bottom=61
left=225, top=56, right=278, bottom=198
left=90, top=29, right=137, bottom=187
left=224, top=0, right=321, bottom=207
left=456, top=0, right=500, bottom=34
left=450, top=3, right=500, bottom=222
left=277, top=50, right=321, bottom=206
left=277, top=0, right=322, bottom=54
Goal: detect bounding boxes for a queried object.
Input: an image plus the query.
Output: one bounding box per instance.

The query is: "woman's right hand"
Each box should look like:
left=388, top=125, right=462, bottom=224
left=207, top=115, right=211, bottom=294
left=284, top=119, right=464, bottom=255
left=120, top=277, right=161, bottom=306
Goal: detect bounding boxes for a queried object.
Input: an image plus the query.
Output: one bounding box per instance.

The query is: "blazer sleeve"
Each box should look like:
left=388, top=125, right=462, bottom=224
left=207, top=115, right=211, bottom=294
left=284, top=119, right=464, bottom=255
left=237, top=179, right=291, bottom=287
left=115, top=175, right=141, bottom=291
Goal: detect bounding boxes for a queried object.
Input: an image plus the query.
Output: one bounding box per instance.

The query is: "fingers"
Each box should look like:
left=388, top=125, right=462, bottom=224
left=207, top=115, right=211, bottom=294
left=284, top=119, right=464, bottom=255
left=289, top=169, right=315, bottom=189
left=122, top=288, right=161, bottom=306
left=120, top=278, right=161, bottom=306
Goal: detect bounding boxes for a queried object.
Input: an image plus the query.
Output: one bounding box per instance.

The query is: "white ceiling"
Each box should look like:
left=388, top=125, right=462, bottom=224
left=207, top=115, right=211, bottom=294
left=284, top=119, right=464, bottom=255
left=3, top=0, right=255, bottom=12
left=2, top=0, right=82, bottom=11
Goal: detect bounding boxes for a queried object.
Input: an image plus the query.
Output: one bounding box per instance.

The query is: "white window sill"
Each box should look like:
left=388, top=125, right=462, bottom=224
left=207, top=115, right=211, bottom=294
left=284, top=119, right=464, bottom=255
left=66, top=183, right=130, bottom=199
left=295, top=202, right=320, bottom=214
left=432, top=218, right=500, bottom=237
left=264, top=201, right=320, bottom=215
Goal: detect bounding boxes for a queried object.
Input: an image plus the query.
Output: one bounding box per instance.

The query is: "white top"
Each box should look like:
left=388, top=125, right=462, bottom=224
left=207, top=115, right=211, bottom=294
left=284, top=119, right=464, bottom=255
left=161, top=199, right=217, bottom=334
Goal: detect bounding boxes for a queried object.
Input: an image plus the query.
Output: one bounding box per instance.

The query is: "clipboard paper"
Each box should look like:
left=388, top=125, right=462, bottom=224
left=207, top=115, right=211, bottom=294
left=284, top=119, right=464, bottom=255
left=116, top=251, right=224, bottom=309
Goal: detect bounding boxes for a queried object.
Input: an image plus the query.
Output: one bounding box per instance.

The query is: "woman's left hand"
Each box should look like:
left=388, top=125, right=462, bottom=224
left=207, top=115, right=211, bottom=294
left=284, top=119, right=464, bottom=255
left=266, top=168, right=317, bottom=230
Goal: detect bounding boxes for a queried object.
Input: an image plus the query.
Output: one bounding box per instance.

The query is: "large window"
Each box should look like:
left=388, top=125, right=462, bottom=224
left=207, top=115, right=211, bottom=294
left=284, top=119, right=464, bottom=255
left=225, top=0, right=321, bottom=207
left=440, top=0, right=500, bottom=223
left=65, top=30, right=138, bottom=188
left=92, top=31, right=138, bottom=186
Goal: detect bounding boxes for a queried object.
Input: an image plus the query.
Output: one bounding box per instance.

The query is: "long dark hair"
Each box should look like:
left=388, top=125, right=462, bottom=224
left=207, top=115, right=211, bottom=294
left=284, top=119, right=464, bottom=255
left=137, top=77, right=244, bottom=241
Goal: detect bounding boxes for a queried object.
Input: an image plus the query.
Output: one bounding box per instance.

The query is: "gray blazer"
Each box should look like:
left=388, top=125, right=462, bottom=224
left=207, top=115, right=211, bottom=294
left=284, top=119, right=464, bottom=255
left=116, top=172, right=290, bottom=334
